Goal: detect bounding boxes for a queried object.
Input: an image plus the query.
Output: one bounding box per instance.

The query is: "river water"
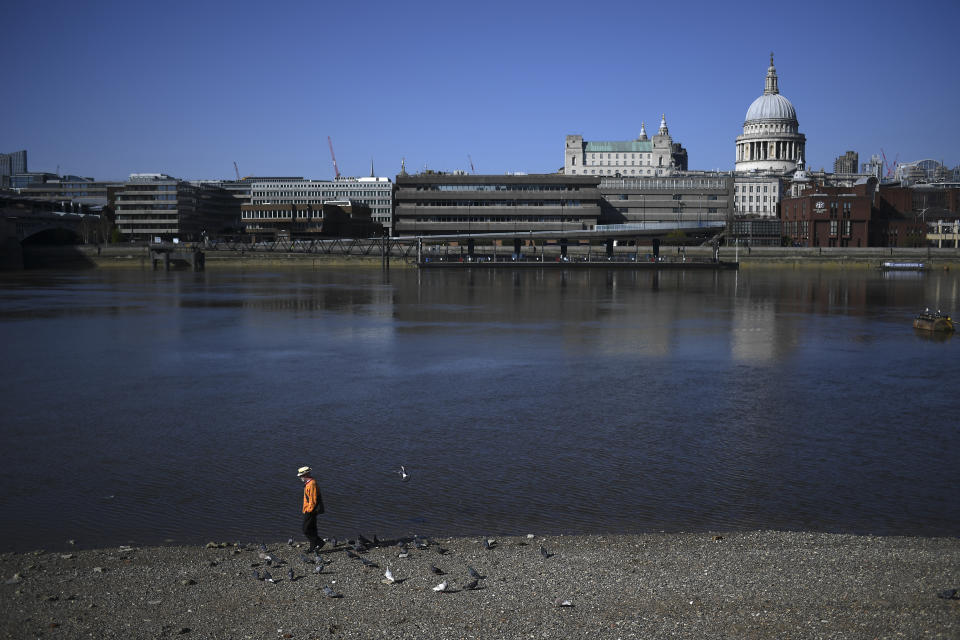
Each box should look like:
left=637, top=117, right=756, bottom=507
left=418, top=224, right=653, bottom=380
left=1, top=266, right=958, bottom=552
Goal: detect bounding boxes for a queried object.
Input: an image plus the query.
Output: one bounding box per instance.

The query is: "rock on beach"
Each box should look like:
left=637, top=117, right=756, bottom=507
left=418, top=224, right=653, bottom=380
left=0, top=531, right=957, bottom=639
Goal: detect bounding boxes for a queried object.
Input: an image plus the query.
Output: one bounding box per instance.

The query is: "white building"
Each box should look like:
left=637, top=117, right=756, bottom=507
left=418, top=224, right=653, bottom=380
left=565, top=115, right=688, bottom=177
left=735, top=55, right=805, bottom=174
left=250, top=176, right=393, bottom=232
left=733, top=175, right=782, bottom=217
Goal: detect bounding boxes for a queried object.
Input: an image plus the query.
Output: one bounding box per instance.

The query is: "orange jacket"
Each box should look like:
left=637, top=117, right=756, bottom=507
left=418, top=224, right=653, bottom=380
left=302, top=477, right=318, bottom=514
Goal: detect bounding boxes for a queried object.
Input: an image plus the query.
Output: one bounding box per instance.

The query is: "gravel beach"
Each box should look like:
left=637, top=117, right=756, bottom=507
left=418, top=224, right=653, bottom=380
left=1, top=531, right=958, bottom=639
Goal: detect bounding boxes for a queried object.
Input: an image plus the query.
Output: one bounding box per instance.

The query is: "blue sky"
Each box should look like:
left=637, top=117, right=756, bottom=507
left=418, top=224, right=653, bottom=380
left=4, top=0, right=958, bottom=181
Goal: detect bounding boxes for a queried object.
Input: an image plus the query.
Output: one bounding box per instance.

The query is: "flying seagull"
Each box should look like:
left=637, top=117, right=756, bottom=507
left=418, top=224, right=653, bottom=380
left=397, top=466, right=410, bottom=482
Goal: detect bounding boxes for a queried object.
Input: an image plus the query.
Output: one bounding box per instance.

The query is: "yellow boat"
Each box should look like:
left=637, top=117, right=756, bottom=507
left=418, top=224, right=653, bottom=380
left=913, top=309, right=954, bottom=332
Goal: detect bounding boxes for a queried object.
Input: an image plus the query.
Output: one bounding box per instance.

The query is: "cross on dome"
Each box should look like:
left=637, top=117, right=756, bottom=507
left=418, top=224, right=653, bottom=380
left=764, top=52, right=779, bottom=96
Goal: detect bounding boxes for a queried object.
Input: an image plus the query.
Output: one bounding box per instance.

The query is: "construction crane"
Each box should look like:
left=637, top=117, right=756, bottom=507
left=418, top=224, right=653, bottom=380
left=233, top=161, right=241, bottom=181
left=328, top=136, right=340, bottom=179
left=880, top=149, right=899, bottom=178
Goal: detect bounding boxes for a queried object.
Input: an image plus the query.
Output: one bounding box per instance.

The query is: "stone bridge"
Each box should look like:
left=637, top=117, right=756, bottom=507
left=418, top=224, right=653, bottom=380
left=1, top=194, right=102, bottom=268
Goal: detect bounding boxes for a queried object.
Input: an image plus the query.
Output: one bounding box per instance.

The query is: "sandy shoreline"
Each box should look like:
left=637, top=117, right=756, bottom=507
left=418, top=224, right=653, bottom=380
left=1, top=531, right=957, bottom=639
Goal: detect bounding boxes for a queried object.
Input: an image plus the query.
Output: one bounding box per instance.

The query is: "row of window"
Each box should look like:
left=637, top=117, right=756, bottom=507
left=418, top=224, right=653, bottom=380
left=116, top=215, right=180, bottom=222
left=570, top=169, right=663, bottom=176
left=116, top=204, right=177, bottom=210
left=252, top=190, right=390, bottom=197
left=618, top=208, right=721, bottom=214
left=735, top=184, right=777, bottom=193
left=601, top=178, right=727, bottom=189
left=615, top=194, right=719, bottom=201
left=252, top=199, right=390, bottom=205
left=415, top=184, right=581, bottom=192
left=784, top=220, right=853, bottom=237
left=589, top=153, right=651, bottom=160
left=409, top=216, right=584, bottom=223
left=117, top=194, right=177, bottom=201
left=408, top=200, right=583, bottom=207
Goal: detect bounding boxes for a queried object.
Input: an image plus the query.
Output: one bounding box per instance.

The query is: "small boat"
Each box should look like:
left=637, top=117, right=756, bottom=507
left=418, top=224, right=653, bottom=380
left=882, top=261, right=928, bottom=271
left=913, top=309, right=954, bottom=332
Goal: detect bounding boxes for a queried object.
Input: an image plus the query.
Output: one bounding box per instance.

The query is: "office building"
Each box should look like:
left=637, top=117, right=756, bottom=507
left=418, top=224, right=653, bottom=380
left=598, top=172, right=733, bottom=226
left=112, top=173, right=239, bottom=241
left=393, top=172, right=602, bottom=235
left=564, top=115, right=688, bottom=178
left=833, top=151, right=859, bottom=174
left=0, top=150, right=28, bottom=184
left=249, top=176, right=394, bottom=232
left=20, top=176, right=121, bottom=208
left=733, top=175, right=782, bottom=217
left=240, top=200, right=380, bottom=239
left=781, top=181, right=875, bottom=248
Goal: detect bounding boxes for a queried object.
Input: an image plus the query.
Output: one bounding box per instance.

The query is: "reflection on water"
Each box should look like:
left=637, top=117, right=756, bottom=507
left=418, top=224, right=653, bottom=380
left=0, top=266, right=958, bottom=551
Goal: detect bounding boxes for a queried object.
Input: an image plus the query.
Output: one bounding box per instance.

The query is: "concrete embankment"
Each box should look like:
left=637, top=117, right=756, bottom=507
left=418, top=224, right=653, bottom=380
left=9, top=244, right=960, bottom=270
left=1, top=531, right=957, bottom=639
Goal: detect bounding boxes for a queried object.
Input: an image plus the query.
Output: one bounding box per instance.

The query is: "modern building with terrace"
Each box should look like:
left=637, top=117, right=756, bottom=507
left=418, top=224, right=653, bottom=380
left=598, top=173, right=733, bottom=229
left=392, top=173, right=602, bottom=236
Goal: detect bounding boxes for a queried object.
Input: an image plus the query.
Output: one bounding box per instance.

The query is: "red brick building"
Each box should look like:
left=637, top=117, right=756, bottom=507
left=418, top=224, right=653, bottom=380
left=781, top=180, right=960, bottom=247
left=781, top=182, right=875, bottom=247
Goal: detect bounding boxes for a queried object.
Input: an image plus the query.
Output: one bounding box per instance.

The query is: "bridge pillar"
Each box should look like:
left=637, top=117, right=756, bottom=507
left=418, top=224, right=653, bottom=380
left=467, top=238, right=475, bottom=258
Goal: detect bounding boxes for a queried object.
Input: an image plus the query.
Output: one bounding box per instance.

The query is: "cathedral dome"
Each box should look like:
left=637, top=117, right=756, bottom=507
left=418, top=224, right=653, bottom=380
left=745, top=93, right=796, bottom=122
left=734, top=54, right=805, bottom=176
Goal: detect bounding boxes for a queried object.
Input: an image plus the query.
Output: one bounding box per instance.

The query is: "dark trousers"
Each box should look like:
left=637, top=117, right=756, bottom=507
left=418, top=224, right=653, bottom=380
left=302, top=511, right=320, bottom=549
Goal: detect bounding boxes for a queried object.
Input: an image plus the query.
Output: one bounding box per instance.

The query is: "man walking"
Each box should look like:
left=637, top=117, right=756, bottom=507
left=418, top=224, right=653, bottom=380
left=298, top=466, right=324, bottom=552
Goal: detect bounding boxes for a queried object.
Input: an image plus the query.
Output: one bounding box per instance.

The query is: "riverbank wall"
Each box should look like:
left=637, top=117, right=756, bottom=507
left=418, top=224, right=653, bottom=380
left=10, top=244, right=960, bottom=270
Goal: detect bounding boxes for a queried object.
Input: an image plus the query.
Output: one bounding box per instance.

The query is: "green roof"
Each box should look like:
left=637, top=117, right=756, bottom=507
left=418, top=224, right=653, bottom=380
left=585, top=141, right=653, bottom=153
